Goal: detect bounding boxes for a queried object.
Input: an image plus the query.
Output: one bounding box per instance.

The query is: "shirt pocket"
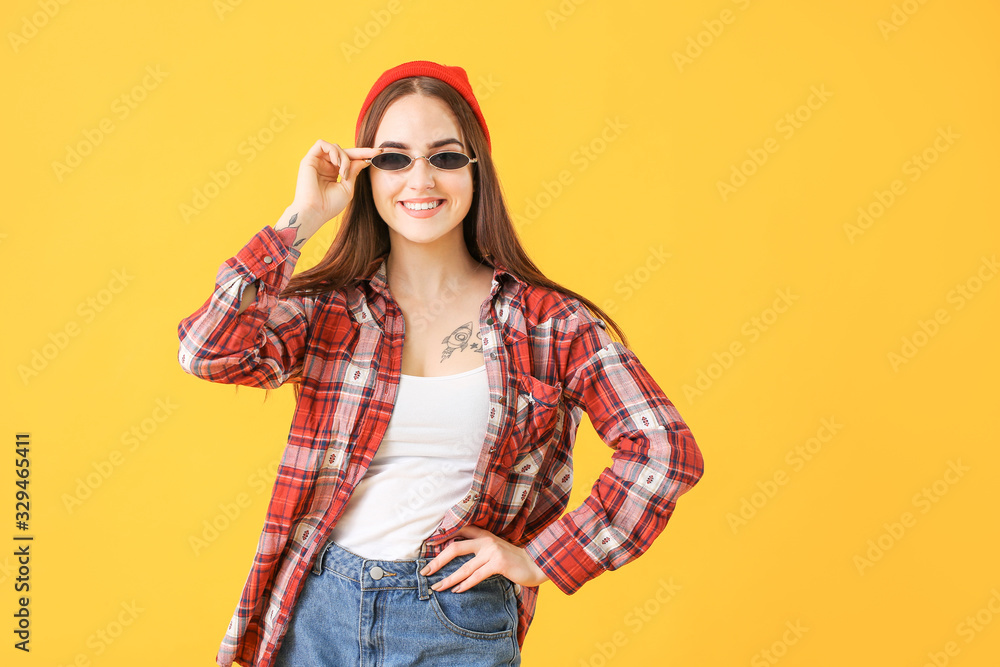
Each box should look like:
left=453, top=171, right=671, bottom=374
left=501, top=372, right=563, bottom=469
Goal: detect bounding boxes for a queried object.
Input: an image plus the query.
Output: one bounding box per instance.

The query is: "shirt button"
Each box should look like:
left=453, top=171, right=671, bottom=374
left=263, top=256, right=273, bottom=264
left=486, top=317, right=495, bottom=325
left=490, top=352, right=497, bottom=360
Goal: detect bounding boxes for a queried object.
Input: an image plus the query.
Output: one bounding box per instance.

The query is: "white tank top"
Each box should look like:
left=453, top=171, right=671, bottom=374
left=327, top=364, right=489, bottom=559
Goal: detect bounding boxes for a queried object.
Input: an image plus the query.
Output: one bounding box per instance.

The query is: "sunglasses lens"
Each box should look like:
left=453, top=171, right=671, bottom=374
left=371, top=153, right=411, bottom=170
left=429, top=152, right=470, bottom=170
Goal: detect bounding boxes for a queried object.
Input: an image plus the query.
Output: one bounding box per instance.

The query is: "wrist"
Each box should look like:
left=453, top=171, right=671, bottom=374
left=281, top=204, right=325, bottom=235
left=274, top=205, right=323, bottom=250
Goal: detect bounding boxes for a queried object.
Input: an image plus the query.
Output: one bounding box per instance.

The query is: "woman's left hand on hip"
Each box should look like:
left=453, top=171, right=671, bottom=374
left=420, top=525, right=549, bottom=593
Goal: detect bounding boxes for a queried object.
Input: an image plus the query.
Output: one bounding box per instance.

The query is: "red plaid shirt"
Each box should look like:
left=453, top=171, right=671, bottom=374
left=177, top=224, right=704, bottom=666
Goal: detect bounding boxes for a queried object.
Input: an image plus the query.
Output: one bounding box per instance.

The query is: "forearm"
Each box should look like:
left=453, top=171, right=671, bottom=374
left=273, top=204, right=326, bottom=251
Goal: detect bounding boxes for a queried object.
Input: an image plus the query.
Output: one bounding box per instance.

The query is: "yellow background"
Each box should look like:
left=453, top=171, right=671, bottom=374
left=4, top=0, right=999, bottom=664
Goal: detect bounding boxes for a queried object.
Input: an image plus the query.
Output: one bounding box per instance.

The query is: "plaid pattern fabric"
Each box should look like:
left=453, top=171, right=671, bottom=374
left=177, top=224, right=704, bottom=666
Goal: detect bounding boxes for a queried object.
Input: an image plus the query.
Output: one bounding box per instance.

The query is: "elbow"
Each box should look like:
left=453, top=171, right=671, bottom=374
left=178, top=344, right=283, bottom=389
left=679, top=426, right=705, bottom=488
left=657, top=424, right=704, bottom=493
left=177, top=340, right=242, bottom=384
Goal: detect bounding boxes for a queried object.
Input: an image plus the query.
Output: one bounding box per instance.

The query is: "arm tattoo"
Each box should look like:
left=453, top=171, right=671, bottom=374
left=440, top=321, right=483, bottom=362
left=275, top=212, right=308, bottom=249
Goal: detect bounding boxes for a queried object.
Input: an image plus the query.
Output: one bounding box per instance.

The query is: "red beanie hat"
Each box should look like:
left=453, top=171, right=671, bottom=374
left=355, top=60, right=491, bottom=153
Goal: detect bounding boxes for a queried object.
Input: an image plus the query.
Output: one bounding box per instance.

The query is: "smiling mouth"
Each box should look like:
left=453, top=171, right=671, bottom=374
left=401, top=199, right=444, bottom=211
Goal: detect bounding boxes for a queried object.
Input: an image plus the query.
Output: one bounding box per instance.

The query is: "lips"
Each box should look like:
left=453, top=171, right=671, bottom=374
left=400, top=199, right=445, bottom=211
left=397, top=198, right=446, bottom=218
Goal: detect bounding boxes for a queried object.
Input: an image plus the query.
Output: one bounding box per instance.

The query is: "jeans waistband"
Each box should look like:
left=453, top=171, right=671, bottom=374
left=313, top=538, right=484, bottom=601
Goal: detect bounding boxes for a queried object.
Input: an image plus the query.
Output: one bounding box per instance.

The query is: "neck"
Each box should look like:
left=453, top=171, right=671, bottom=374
left=385, top=243, right=487, bottom=303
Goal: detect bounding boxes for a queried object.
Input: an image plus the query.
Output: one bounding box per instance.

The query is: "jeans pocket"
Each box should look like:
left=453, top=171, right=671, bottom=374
left=428, top=574, right=515, bottom=640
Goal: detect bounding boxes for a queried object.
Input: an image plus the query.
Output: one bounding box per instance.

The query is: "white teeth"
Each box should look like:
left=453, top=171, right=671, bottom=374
left=402, top=200, right=442, bottom=210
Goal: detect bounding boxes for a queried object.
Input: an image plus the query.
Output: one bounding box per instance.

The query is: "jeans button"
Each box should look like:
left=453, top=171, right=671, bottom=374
left=370, top=566, right=384, bottom=580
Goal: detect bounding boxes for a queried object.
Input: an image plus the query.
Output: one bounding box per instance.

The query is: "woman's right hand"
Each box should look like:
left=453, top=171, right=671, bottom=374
left=291, top=140, right=384, bottom=228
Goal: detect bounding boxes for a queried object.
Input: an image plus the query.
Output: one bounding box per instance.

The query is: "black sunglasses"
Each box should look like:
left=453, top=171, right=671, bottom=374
left=365, top=151, right=478, bottom=172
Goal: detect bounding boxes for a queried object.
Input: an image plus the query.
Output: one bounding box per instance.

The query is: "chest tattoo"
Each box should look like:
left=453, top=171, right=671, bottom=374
left=440, top=321, right=484, bottom=362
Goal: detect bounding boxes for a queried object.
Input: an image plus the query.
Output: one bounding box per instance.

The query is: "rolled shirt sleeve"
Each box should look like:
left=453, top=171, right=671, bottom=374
left=177, top=224, right=312, bottom=389
left=524, top=303, right=705, bottom=595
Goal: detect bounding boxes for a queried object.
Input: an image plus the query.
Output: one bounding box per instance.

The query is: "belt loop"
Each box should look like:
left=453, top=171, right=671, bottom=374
left=416, top=558, right=430, bottom=600
left=312, top=540, right=330, bottom=575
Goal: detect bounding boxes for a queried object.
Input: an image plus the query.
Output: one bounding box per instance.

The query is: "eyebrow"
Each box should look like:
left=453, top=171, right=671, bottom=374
left=377, top=138, right=465, bottom=150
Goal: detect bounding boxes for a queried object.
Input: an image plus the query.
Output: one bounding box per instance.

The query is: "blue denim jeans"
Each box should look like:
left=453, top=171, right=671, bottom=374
left=274, top=538, right=521, bottom=666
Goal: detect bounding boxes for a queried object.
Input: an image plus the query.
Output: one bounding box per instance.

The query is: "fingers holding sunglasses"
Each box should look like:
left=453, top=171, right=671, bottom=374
left=301, top=141, right=379, bottom=183
left=341, top=146, right=385, bottom=183
left=292, top=141, right=385, bottom=225
left=300, top=140, right=340, bottom=181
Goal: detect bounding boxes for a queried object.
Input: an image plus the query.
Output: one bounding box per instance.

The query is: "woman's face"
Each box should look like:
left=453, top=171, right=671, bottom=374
left=369, top=94, right=475, bottom=248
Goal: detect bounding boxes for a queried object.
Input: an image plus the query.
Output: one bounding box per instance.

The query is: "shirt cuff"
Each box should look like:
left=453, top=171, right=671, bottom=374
left=229, top=224, right=302, bottom=297
left=523, top=510, right=606, bottom=595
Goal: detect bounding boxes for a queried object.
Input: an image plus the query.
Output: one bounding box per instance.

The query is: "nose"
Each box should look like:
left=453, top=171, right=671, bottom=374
left=405, top=156, right=436, bottom=189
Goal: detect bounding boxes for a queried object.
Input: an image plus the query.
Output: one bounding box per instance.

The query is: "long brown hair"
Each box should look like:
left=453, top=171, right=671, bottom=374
left=251, top=75, right=628, bottom=403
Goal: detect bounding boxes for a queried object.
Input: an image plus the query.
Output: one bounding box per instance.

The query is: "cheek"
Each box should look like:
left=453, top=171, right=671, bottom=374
left=370, top=174, right=389, bottom=200
left=452, top=178, right=475, bottom=208
left=370, top=176, right=396, bottom=214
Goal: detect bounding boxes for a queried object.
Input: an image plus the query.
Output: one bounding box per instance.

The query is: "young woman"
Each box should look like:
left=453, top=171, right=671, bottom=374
left=177, top=60, right=704, bottom=667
